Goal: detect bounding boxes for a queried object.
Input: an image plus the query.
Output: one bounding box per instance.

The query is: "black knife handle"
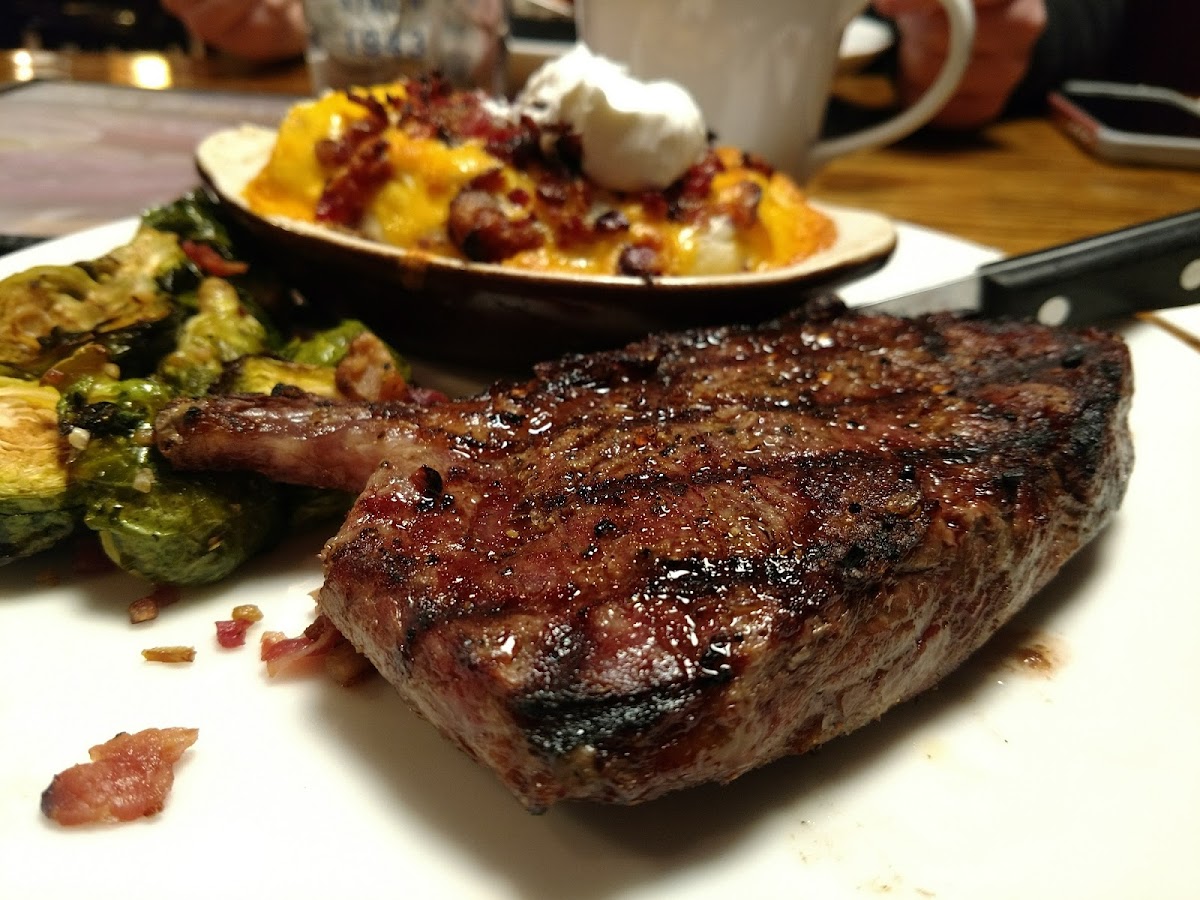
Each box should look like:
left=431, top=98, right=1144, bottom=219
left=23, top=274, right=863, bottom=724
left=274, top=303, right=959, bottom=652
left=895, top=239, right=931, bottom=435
left=977, top=207, right=1200, bottom=326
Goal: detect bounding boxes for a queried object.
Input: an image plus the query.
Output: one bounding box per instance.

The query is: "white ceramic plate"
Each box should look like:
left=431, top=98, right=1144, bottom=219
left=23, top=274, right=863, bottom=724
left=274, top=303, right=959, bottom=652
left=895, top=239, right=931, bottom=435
left=2, top=221, right=1199, bottom=899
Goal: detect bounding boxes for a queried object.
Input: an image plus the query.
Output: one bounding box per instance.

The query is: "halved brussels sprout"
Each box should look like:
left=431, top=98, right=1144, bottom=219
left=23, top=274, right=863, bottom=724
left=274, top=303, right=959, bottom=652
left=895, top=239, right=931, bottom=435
left=219, top=356, right=340, bottom=398
left=60, top=373, right=283, bottom=585
left=0, top=228, right=188, bottom=379
left=157, top=277, right=273, bottom=396
left=284, top=319, right=412, bottom=381
left=0, top=377, right=78, bottom=563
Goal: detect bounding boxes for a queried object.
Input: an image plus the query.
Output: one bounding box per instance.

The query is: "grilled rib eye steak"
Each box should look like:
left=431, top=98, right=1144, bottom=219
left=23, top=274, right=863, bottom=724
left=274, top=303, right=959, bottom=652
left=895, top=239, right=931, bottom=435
left=156, top=300, right=1134, bottom=811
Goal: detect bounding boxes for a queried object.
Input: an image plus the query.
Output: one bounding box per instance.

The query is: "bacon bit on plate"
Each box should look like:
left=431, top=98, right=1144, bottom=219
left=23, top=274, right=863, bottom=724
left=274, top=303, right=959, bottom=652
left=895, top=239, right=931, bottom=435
left=128, top=584, right=182, bottom=624
left=215, top=619, right=253, bottom=648
left=141, top=645, right=196, bottom=663
left=41, top=727, right=199, bottom=826
left=216, top=602, right=265, bottom=647
left=260, top=613, right=373, bottom=685
left=180, top=239, right=249, bottom=277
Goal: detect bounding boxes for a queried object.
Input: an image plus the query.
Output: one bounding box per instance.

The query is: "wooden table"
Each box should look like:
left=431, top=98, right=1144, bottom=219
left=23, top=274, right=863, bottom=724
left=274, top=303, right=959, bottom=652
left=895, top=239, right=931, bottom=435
left=3, top=47, right=1199, bottom=258
left=813, top=119, right=1200, bottom=256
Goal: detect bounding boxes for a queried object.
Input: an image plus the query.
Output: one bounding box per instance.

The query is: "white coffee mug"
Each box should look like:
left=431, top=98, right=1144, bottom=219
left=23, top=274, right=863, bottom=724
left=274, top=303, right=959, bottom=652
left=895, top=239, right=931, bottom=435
left=574, top=0, right=976, bottom=179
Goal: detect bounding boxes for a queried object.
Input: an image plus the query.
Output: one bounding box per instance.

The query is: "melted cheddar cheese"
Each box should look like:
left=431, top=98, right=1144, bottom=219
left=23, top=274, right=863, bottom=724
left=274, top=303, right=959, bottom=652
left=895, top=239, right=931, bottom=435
left=243, top=82, right=836, bottom=277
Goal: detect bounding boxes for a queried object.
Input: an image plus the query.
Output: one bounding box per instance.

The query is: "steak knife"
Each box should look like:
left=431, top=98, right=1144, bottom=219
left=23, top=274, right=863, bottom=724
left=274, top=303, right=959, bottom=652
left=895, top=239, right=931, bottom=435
left=857, top=207, right=1200, bottom=325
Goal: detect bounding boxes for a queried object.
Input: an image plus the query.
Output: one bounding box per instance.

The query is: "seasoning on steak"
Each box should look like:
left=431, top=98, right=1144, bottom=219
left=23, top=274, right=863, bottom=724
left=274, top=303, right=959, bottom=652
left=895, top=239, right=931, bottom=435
left=156, top=300, right=1134, bottom=811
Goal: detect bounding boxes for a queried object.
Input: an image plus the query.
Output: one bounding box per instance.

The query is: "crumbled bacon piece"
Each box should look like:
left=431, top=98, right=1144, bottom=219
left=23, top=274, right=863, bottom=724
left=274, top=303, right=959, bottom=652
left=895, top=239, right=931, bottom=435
left=530, top=176, right=593, bottom=248
left=260, top=615, right=340, bottom=677
left=678, top=150, right=725, bottom=197
left=741, top=150, right=775, bottom=177
left=334, top=331, right=410, bottom=402
left=216, top=603, right=265, bottom=648
left=634, top=190, right=670, bottom=221
left=618, top=244, right=664, bottom=278
left=665, top=149, right=726, bottom=224
left=315, top=136, right=393, bottom=228
left=721, top=180, right=764, bottom=230
left=181, top=240, right=249, bottom=277
left=215, top=619, right=253, bottom=648
left=142, top=646, right=196, bottom=663
left=593, top=210, right=630, bottom=234
left=311, top=88, right=394, bottom=228
left=468, top=167, right=506, bottom=194
left=128, top=584, right=181, bottom=624
left=345, top=89, right=392, bottom=128
left=447, top=190, right=544, bottom=262
left=260, top=614, right=373, bottom=685
left=535, top=180, right=571, bottom=207
left=41, top=727, right=198, bottom=826
left=128, top=597, right=158, bottom=624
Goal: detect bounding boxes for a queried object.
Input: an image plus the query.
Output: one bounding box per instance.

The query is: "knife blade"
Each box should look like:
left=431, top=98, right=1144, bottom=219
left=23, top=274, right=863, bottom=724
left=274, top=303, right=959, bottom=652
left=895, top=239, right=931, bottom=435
left=854, top=207, right=1200, bottom=326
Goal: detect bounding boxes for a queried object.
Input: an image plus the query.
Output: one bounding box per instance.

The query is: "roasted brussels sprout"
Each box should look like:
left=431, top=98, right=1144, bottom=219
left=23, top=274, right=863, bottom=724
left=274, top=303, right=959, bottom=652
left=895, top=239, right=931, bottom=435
left=0, top=228, right=187, bottom=378
left=219, top=356, right=340, bottom=398
left=1, top=191, right=418, bottom=581
left=142, top=191, right=290, bottom=335
left=60, top=373, right=283, bottom=584
left=0, top=377, right=78, bottom=563
left=281, top=319, right=403, bottom=375
left=157, top=277, right=274, bottom=396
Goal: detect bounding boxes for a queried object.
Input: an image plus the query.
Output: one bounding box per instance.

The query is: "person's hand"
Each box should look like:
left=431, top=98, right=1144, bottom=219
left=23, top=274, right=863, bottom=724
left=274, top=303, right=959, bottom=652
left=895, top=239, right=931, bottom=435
left=161, top=0, right=307, bottom=62
left=872, top=0, right=1047, bottom=129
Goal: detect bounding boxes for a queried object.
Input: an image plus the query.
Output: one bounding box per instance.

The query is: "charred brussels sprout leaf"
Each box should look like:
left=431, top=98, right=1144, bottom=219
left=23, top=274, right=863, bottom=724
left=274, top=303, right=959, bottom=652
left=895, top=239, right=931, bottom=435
left=0, top=377, right=79, bottom=563
left=0, top=228, right=187, bottom=378
left=141, top=190, right=234, bottom=255
left=142, top=191, right=289, bottom=334
left=60, top=374, right=283, bottom=584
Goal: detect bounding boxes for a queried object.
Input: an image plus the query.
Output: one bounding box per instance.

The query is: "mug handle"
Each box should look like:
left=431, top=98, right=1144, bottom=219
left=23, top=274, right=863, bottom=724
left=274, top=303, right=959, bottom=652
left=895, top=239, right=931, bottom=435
left=807, top=0, right=976, bottom=173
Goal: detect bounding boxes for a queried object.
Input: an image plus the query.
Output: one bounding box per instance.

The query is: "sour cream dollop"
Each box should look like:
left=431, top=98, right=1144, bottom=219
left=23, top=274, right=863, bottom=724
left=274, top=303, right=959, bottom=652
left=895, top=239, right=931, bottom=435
left=512, top=44, right=708, bottom=193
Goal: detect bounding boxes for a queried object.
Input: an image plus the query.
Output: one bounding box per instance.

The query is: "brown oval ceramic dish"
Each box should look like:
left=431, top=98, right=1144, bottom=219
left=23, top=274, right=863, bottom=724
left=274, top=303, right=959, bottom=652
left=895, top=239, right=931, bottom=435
left=196, top=125, right=897, bottom=370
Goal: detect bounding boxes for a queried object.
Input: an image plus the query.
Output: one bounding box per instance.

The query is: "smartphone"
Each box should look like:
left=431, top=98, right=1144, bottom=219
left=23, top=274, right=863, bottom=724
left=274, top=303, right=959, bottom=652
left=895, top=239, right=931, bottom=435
left=1048, top=80, right=1200, bottom=169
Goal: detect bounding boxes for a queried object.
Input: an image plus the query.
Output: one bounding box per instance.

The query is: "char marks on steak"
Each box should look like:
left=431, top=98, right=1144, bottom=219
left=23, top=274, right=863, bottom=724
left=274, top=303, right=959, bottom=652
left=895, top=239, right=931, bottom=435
left=156, top=301, right=1134, bottom=811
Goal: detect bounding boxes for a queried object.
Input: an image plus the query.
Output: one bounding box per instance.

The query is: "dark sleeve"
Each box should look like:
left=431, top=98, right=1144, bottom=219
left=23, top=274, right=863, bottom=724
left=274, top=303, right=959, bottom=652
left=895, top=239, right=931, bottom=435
left=1004, top=0, right=1128, bottom=114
